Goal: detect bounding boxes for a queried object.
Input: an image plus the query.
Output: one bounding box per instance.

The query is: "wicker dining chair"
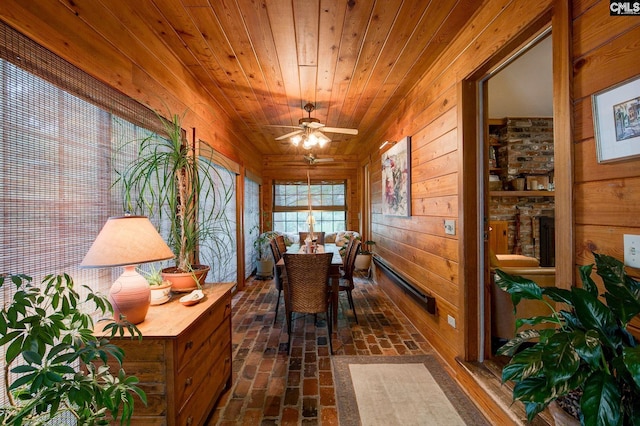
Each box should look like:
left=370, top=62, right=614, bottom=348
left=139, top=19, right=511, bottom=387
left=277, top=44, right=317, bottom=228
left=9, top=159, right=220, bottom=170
left=275, top=235, right=287, bottom=257
left=269, top=238, right=285, bottom=323
left=339, top=239, right=361, bottom=324
left=282, top=252, right=334, bottom=354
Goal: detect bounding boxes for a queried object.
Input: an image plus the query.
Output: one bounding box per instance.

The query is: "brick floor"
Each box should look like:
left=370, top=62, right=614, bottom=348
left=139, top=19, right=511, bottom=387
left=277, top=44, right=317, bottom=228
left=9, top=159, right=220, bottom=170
left=206, top=272, right=432, bottom=425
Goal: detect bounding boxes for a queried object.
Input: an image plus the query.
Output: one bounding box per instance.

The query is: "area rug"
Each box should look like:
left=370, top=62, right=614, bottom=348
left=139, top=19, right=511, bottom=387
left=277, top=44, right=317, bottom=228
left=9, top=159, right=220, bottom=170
left=333, top=355, right=489, bottom=426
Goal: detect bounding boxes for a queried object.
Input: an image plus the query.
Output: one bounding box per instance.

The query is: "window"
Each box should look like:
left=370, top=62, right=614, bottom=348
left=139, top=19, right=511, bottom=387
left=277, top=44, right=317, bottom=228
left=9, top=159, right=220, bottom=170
left=272, top=181, right=346, bottom=233
left=244, top=178, right=260, bottom=278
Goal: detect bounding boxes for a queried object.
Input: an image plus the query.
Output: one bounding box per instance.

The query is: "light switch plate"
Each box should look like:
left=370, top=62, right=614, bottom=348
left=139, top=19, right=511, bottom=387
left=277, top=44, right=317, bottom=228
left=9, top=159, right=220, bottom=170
left=447, top=315, right=456, bottom=328
left=624, top=234, right=640, bottom=268
left=444, top=220, right=456, bottom=235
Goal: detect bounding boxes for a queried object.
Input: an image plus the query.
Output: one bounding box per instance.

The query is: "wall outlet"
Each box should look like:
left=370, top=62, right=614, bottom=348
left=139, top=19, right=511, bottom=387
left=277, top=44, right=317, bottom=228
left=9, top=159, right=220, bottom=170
left=624, top=234, right=640, bottom=268
left=444, top=220, right=456, bottom=235
left=447, top=315, right=456, bottom=328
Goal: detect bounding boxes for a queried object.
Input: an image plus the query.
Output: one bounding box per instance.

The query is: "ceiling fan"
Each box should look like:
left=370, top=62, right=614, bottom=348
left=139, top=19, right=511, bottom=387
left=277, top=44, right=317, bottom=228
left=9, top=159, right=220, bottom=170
left=275, top=103, right=358, bottom=149
left=304, top=153, right=334, bottom=165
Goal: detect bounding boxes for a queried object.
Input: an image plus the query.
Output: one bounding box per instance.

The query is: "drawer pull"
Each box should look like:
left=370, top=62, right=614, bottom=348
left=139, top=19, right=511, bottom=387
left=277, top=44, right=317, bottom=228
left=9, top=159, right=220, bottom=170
left=185, top=376, right=193, bottom=386
left=186, top=416, right=193, bottom=425
left=224, top=303, right=231, bottom=316
left=185, top=340, right=193, bottom=350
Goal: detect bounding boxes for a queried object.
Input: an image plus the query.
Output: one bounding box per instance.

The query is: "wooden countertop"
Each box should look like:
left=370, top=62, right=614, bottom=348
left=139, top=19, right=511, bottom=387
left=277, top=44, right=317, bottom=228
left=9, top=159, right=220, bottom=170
left=94, top=282, right=235, bottom=338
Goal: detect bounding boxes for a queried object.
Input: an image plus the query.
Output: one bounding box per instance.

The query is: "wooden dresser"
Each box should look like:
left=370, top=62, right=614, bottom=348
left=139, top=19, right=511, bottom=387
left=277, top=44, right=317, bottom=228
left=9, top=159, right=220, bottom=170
left=96, top=282, right=235, bottom=426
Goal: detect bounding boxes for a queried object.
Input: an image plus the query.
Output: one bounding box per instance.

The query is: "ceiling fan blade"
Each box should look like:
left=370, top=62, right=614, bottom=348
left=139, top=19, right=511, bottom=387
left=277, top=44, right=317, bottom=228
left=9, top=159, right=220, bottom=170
left=314, top=158, right=334, bottom=163
left=275, top=129, right=303, bottom=140
left=306, top=121, right=324, bottom=129
left=320, top=126, right=358, bottom=135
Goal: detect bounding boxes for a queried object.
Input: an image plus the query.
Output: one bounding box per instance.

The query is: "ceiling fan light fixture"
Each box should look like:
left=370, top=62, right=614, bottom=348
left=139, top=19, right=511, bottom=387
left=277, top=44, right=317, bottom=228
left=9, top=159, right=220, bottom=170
left=291, top=135, right=302, bottom=146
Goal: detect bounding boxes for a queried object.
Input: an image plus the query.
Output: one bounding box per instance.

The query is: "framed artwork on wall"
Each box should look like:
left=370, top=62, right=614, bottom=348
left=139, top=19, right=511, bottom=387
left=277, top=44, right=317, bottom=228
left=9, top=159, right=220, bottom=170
left=592, top=74, right=640, bottom=163
left=381, top=136, right=411, bottom=216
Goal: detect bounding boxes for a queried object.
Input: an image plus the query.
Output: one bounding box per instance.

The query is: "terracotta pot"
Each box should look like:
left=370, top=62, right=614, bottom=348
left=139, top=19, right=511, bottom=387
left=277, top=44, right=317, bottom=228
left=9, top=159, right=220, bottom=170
left=548, top=401, right=580, bottom=426
left=149, top=281, right=172, bottom=305
left=354, top=254, right=372, bottom=271
left=162, top=265, right=210, bottom=292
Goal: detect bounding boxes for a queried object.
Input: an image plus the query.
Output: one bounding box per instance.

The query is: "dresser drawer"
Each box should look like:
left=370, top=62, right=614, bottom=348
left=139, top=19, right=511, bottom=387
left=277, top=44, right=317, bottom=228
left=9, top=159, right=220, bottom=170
left=175, top=316, right=231, bottom=409
left=177, top=343, right=231, bottom=426
left=175, top=296, right=231, bottom=368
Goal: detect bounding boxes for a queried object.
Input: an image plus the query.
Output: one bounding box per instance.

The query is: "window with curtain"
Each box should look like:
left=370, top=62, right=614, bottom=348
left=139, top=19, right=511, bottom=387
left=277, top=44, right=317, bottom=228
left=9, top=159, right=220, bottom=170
left=0, top=21, right=242, bottom=416
left=0, top=26, right=166, bottom=416
left=272, top=180, right=346, bottom=233
left=244, top=178, right=260, bottom=278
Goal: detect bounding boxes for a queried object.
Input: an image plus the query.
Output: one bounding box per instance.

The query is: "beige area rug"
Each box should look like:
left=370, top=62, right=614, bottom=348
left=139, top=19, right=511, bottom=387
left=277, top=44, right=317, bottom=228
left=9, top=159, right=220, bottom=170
left=333, top=355, right=489, bottom=426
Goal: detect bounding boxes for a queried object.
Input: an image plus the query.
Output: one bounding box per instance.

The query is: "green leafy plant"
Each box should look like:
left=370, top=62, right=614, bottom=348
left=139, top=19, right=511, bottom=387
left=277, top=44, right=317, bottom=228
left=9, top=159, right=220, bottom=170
left=254, top=231, right=279, bottom=261
left=359, top=239, right=376, bottom=255
left=116, top=110, right=232, bottom=275
left=495, top=252, right=640, bottom=425
left=0, top=273, right=146, bottom=425
left=139, top=263, right=169, bottom=287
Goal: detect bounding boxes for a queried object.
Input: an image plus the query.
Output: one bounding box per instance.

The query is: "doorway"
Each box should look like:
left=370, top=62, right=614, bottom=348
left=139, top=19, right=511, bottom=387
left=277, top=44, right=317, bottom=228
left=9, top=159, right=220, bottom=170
left=460, top=9, right=573, bottom=364
left=484, top=31, right=555, bottom=357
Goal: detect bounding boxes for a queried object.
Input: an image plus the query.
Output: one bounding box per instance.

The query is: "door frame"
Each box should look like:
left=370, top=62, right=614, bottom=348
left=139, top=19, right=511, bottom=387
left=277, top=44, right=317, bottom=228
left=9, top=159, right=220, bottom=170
left=460, top=1, right=573, bottom=362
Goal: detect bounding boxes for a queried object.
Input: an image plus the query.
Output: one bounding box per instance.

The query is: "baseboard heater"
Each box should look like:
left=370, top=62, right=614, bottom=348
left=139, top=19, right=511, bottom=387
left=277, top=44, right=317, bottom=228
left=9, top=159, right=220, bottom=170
left=373, top=256, right=436, bottom=315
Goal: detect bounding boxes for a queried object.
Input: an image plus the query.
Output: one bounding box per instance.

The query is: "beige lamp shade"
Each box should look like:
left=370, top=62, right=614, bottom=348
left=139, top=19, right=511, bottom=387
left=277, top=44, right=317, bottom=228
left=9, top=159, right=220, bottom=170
left=81, top=215, right=174, bottom=267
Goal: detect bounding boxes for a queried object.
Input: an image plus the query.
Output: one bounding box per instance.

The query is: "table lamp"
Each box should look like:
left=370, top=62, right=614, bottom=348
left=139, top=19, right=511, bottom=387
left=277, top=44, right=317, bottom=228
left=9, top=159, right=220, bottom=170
left=81, top=215, right=175, bottom=324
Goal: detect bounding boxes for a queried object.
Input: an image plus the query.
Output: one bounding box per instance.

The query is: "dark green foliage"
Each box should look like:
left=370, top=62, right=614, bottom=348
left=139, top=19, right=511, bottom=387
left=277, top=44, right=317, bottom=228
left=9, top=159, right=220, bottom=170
left=0, top=274, right=146, bottom=425
left=495, top=253, right=640, bottom=425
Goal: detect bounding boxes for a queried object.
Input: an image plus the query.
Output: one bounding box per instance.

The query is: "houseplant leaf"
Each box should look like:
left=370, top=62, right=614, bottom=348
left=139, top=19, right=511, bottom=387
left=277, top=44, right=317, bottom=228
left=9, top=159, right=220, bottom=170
left=572, top=287, right=620, bottom=349
left=623, top=346, right=640, bottom=389
left=541, top=332, right=580, bottom=386
left=495, top=270, right=543, bottom=306
left=581, top=371, right=621, bottom=426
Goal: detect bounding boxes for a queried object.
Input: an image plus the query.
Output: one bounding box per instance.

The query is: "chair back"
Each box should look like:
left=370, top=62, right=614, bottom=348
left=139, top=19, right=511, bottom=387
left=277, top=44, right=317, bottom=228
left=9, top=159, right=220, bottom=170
left=283, top=252, right=332, bottom=314
left=269, top=238, right=281, bottom=262
left=299, top=231, right=325, bottom=245
left=275, top=235, right=287, bottom=257
left=343, top=240, right=361, bottom=282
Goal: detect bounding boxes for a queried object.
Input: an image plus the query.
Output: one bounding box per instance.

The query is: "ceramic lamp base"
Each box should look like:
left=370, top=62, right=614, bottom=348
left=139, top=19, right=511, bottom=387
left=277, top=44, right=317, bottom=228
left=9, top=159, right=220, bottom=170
left=109, top=265, right=150, bottom=324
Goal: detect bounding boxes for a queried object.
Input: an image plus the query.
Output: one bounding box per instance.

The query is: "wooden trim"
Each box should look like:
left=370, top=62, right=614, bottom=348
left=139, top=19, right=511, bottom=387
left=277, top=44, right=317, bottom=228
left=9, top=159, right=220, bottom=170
left=459, top=79, right=480, bottom=361
left=552, top=0, right=574, bottom=290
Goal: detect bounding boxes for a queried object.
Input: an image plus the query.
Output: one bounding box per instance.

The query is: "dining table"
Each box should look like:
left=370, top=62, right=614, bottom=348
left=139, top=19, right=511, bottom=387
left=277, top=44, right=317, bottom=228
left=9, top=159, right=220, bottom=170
left=276, top=243, right=343, bottom=330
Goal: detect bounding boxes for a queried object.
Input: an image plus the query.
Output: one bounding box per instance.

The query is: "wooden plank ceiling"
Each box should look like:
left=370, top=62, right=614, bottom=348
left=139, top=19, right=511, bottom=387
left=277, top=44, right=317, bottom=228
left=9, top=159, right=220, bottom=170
left=8, top=0, right=482, bottom=159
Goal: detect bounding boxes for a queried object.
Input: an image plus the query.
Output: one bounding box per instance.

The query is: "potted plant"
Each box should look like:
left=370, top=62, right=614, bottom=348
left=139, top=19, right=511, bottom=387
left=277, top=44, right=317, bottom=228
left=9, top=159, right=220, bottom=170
left=140, top=263, right=172, bottom=305
left=0, top=273, right=146, bottom=425
left=495, top=252, right=640, bottom=425
left=354, top=239, right=376, bottom=271
left=254, top=230, right=279, bottom=279
left=117, top=110, right=232, bottom=292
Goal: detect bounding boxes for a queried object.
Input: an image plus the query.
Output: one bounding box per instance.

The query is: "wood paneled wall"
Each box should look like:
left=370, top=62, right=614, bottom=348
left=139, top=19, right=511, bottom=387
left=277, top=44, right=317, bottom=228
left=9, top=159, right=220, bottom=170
left=261, top=155, right=361, bottom=232
left=572, top=0, right=640, bottom=270
left=362, top=0, right=556, bottom=366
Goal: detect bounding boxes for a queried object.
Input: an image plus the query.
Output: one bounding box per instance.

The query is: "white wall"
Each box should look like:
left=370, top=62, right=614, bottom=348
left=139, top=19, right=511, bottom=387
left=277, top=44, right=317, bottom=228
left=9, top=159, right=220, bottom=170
left=488, top=35, right=553, bottom=118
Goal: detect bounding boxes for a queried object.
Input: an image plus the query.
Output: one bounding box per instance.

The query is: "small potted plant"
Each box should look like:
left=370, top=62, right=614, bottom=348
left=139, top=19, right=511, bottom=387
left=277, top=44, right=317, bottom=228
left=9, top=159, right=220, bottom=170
left=0, top=273, right=146, bottom=425
left=254, top=230, right=279, bottom=279
left=354, top=239, right=376, bottom=271
left=140, top=263, right=173, bottom=305
left=495, top=252, right=640, bottom=425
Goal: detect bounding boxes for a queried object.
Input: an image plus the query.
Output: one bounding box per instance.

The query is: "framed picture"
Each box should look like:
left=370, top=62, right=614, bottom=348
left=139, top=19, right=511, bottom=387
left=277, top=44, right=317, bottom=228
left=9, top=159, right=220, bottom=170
left=381, top=136, right=411, bottom=216
left=592, top=75, right=640, bottom=163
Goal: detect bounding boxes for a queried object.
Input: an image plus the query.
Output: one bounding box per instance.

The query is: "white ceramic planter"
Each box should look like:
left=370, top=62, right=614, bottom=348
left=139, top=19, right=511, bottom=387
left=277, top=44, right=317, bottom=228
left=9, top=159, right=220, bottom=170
left=149, top=282, right=172, bottom=305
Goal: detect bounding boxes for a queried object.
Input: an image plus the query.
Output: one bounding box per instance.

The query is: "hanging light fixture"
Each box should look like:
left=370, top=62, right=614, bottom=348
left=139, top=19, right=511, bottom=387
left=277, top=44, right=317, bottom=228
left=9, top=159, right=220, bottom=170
left=291, top=128, right=331, bottom=150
